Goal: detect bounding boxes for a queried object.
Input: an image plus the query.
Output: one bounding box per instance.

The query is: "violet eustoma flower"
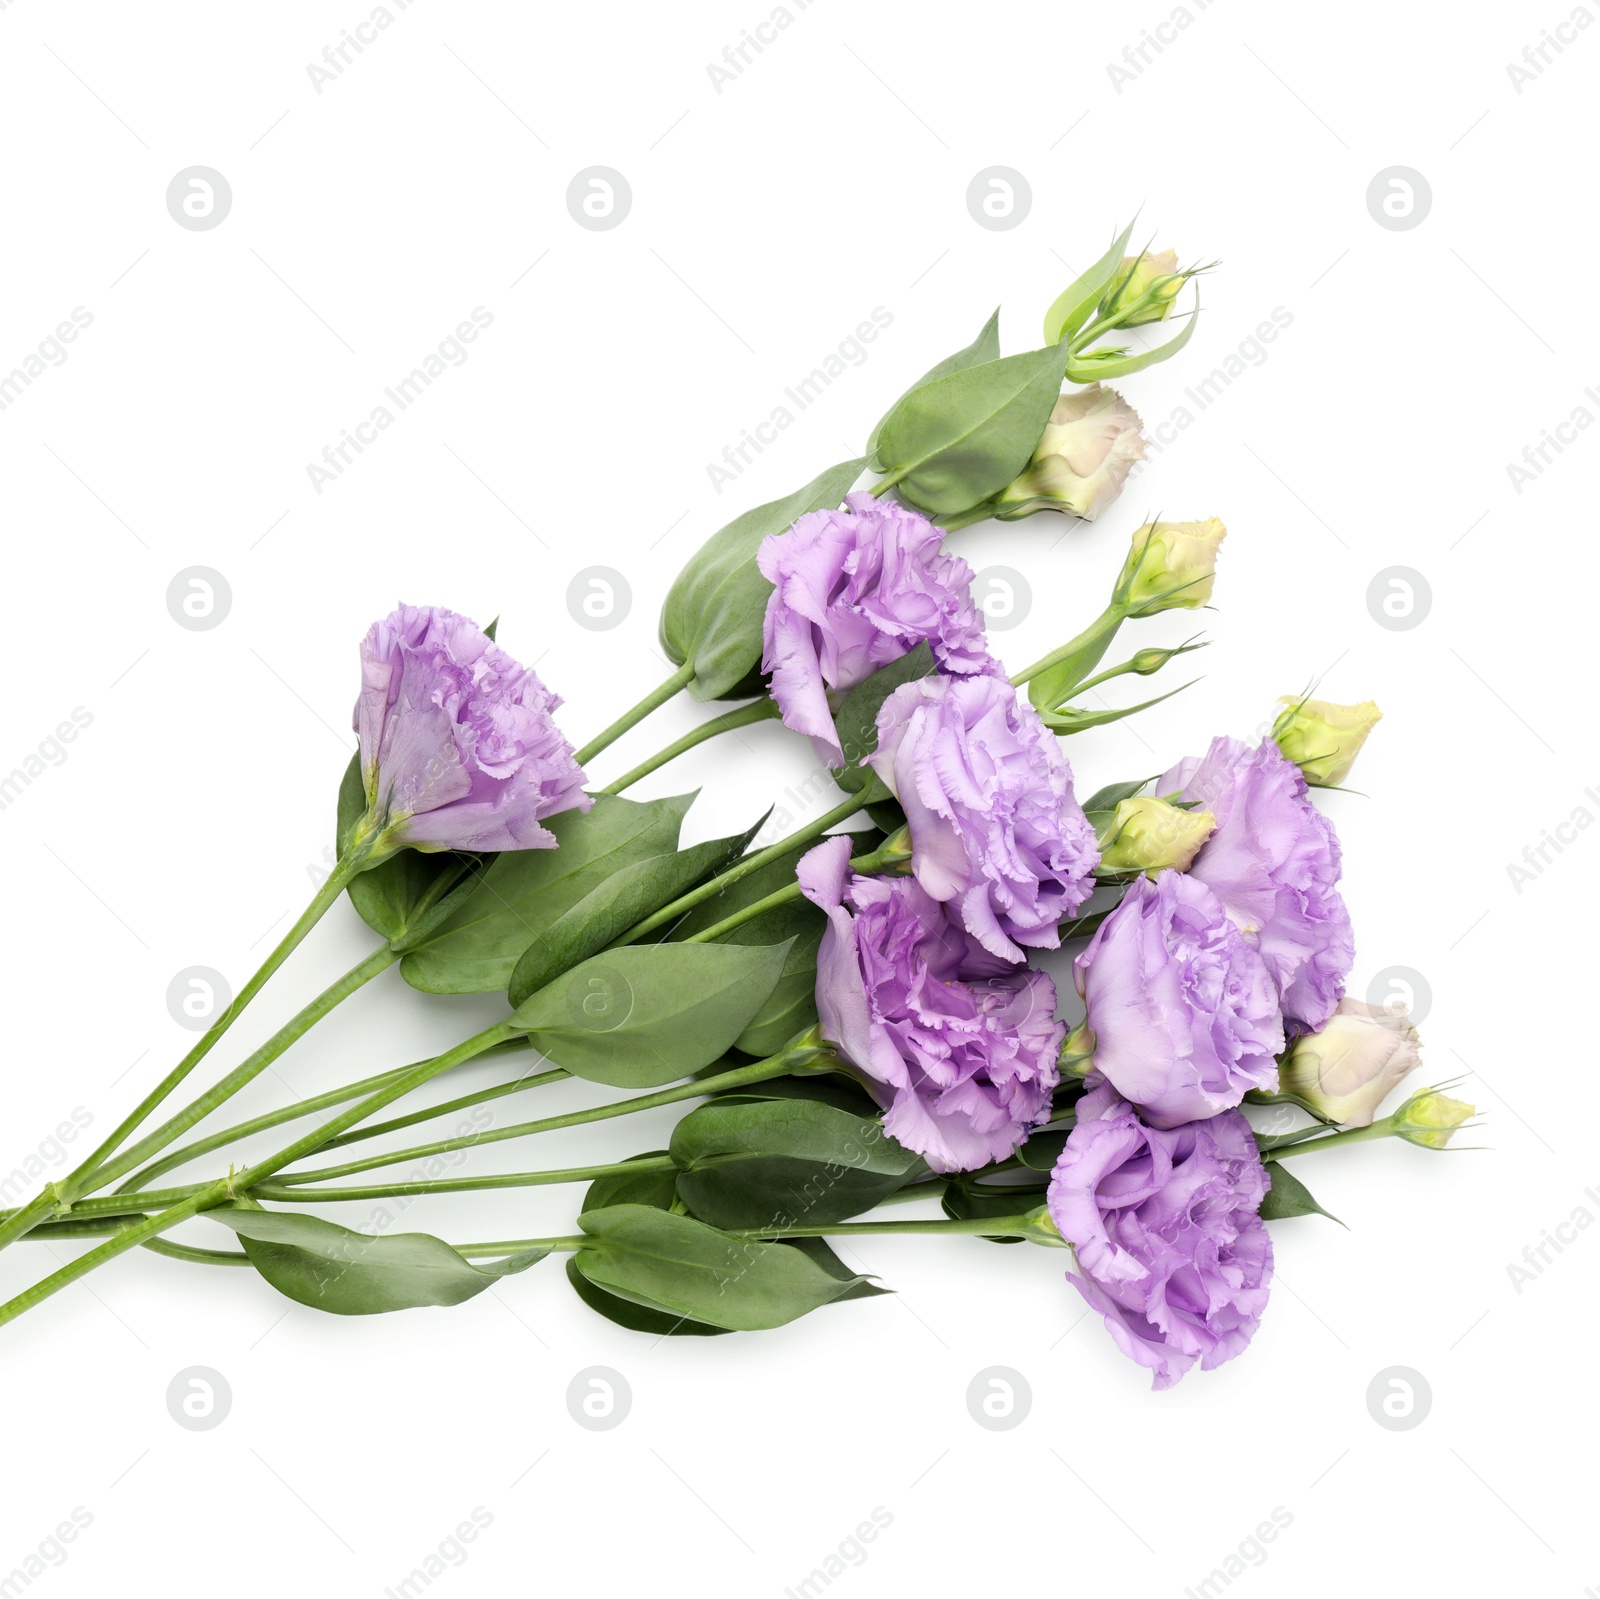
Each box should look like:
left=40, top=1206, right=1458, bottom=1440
left=866, top=673, right=1099, bottom=963
left=355, top=604, right=589, bottom=853
left=1047, top=1080, right=1274, bottom=1390
left=1075, top=870, right=1283, bottom=1128
left=758, top=492, right=992, bottom=767
left=1160, top=736, right=1353, bottom=1032
left=798, top=835, right=1065, bottom=1174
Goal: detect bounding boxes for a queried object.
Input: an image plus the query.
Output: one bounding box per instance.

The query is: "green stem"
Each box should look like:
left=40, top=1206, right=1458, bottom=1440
left=936, top=502, right=998, bottom=534
left=228, top=1022, right=522, bottom=1192
left=1266, top=1123, right=1394, bottom=1158
left=270, top=1055, right=794, bottom=1188
left=573, top=662, right=695, bottom=769
left=54, top=853, right=368, bottom=1210
left=85, top=944, right=400, bottom=1196
left=455, top=1212, right=1040, bottom=1258
left=113, top=1063, right=425, bottom=1191
left=1009, top=602, right=1126, bottom=694
left=314, top=1065, right=566, bottom=1152
left=0, top=1189, right=67, bottom=1250
left=683, top=842, right=902, bottom=945
left=611, top=794, right=870, bottom=947
left=251, top=1154, right=678, bottom=1204
left=142, top=1237, right=252, bottom=1267
left=0, top=1181, right=234, bottom=1330
left=9, top=1154, right=683, bottom=1226
left=599, top=699, right=781, bottom=795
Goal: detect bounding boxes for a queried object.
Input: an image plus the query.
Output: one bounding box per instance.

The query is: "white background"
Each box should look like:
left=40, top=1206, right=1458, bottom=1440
left=0, top=0, right=1593, bottom=1593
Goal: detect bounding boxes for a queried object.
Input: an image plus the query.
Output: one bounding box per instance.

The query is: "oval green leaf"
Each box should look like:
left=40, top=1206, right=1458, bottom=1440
left=509, top=940, right=793, bottom=1087
left=573, top=1204, right=867, bottom=1331
left=398, top=793, right=693, bottom=994
left=874, top=342, right=1071, bottom=516
left=506, top=811, right=768, bottom=1006
left=209, top=1206, right=547, bottom=1315
left=671, top=1098, right=924, bottom=1230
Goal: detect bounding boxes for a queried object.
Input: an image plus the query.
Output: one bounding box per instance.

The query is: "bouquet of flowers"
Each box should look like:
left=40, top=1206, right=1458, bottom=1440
left=0, top=222, right=1473, bottom=1388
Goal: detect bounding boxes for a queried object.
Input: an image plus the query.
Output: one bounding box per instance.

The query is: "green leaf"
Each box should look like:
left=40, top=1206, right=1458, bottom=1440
left=876, top=343, right=1072, bottom=517
left=660, top=457, right=868, bottom=701
left=398, top=793, right=692, bottom=994
left=1260, top=1161, right=1344, bottom=1226
left=581, top=1151, right=679, bottom=1213
left=509, top=940, right=793, bottom=1087
left=672, top=845, right=828, bottom=1057
left=831, top=642, right=936, bottom=792
left=1039, top=680, right=1199, bottom=734
left=1042, top=219, right=1138, bottom=345
left=505, top=810, right=768, bottom=1006
left=1014, top=1128, right=1072, bottom=1172
left=866, top=308, right=1001, bottom=470
left=671, top=1099, right=924, bottom=1230
left=337, top=756, right=475, bottom=946
left=780, top=1236, right=890, bottom=1300
left=572, top=1204, right=867, bottom=1331
left=1079, top=777, right=1153, bottom=815
left=209, top=1207, right=546, bottom=1315
left=564, top=1255, right=728, bottom=1336
left=1067, top=297, right=1201, bottom=382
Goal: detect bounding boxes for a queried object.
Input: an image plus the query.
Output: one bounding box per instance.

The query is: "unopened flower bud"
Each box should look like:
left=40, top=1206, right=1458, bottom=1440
left=1060, top=1020, right=1096, bottom=1078
left=1278, top=998, right=1421, bottom=1127
left=1098, top=796, right=1215, bottom=877
left=1391, top=1086, right=1477, bottom=1150
left=994, top=384, right=1146, bottom=522
left=1102, top=248, right=1184, bottom=327
left=1273, top=697, right=1382, bottom=787
left=1117, top=518, right=1227, bottom=614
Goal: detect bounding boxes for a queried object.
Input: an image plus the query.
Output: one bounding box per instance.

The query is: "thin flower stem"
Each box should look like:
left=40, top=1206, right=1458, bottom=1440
left=313, top=1065, right=568, bottom=1152
left=0, top=855, right=367, bottom=1254
left=1266, top=1123, right=1393, bottom=1158
left=1009, top=603, right=1126, bottom=693
left=84, top=943, right=400, bottom=1196
left=229, top=1022, right=523, bottom=1190
left=599, top=698, right=781, bottom=795
left=6, top=1154, right=684, bottom=1227
left=250, top=1154, right=679, bottom=1204
left=0, top=1181, right=235, bottom=1329
left=0, top=1025, right=527, bottom=1302
left=610, top=794, right=871, bottom=947
left=682, top=844, right=898, bottom=944
left=730, top=1215, right=1038, bottom=1240
left=113, top=1063, right=426, bottom=1191
left=936, top=504, right=998, bottom=533
left=450, top=1212, right=1041, bottom=1259
left=573, top=662, right=696, bottom=769
left=269, top=1055, right=794, bottom=1188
